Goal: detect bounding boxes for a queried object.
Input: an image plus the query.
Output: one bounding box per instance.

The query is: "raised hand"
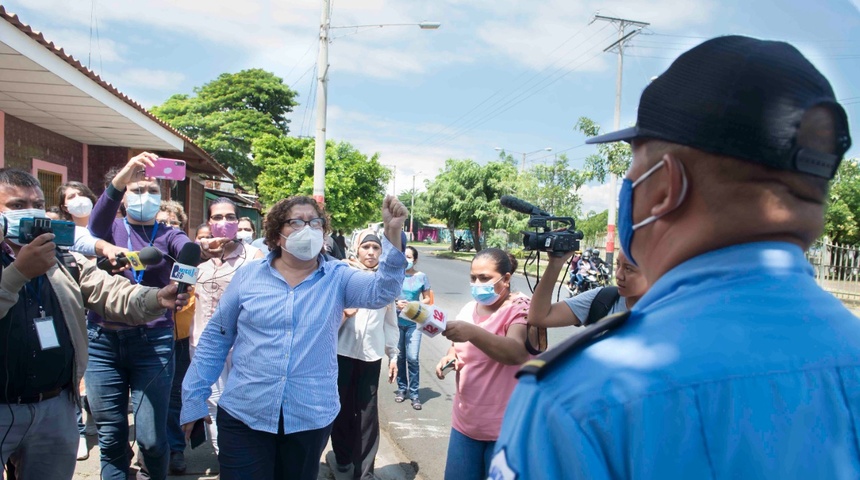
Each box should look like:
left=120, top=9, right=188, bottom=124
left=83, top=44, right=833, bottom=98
left=13, top=233, right=56, bottom=279
left=111, top=152, right=158, bottom=190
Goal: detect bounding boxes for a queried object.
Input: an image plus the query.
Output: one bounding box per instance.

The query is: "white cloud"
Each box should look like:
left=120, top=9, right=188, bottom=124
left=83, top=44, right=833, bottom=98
left=578, top=181, right=616, bottom=215
left=110, top=68, right=187, bottom=90
left=28, top=28, right=125, bottom=65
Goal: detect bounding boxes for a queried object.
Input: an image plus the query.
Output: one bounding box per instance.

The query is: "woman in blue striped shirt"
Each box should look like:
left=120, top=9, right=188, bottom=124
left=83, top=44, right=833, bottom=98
left=181, top=195, right=408, bottom=480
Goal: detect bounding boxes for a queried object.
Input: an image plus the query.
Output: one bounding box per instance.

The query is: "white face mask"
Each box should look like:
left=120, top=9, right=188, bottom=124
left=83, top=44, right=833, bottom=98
left=280, top=226, right=324, bottom=261
left=65, top=196, right=93, bottom=218
left=236, top=231, right=254, bottom=243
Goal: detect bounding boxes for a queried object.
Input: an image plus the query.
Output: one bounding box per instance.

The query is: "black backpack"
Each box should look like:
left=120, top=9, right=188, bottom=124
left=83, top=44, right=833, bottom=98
left=585, top=286, right=620, bottom=325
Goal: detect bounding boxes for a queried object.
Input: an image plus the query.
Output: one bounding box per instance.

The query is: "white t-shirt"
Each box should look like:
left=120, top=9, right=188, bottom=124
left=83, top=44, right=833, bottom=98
left=563, top=287, right=627, bottom=324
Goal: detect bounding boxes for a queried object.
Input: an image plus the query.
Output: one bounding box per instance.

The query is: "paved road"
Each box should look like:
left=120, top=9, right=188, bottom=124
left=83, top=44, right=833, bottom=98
left=377, top=247, right=582, bottom=480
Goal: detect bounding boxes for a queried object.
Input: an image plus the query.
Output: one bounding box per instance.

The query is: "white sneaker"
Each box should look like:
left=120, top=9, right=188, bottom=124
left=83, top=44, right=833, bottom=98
left=76, top=436, right=89, bottom=461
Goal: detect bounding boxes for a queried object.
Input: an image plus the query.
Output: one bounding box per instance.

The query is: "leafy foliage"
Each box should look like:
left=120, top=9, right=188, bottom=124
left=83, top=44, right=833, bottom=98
left=574, top=117, right=632, bottom=183
left=516, top=154, right=584, bottom=219
left=825, top=158, right=860, bottom=244
left=151, top=69, right=298, bottom=188
left=253, top=136, right=390, bottom=230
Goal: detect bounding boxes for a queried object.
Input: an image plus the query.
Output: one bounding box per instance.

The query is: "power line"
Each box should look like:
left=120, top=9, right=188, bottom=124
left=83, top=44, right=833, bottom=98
left=404, top=22, right=611, bottom=153
left=414, top=26, right=618, bottom=153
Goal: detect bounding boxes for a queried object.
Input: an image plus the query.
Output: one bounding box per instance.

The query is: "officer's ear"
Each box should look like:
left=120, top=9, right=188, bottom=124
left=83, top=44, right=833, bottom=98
left=649, top=154, right=688, bottom=218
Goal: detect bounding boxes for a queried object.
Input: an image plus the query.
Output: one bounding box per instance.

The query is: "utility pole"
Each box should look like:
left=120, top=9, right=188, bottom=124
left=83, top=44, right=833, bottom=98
left=313, top=0, right=331, bottom=204
left=591, top=13, right=649, bottom=273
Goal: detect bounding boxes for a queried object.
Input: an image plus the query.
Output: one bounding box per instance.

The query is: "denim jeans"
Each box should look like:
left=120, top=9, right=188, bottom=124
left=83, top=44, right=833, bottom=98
left=217, top=406, right=332, bottom=480
left=167, top=337, right=191, bottom=453
left=0, top=389, right=78, bottom=480
left=396, top=324, right=422, bottom=400
left=444, top=427, right=496, bottom=480
left=86, top=325, right=175, bottom=480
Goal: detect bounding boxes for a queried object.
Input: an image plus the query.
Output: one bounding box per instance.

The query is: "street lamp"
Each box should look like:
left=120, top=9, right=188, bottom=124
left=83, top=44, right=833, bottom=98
left=494, top=146, right=552, bottom=172
left=313, top=0, right=440, bottom=204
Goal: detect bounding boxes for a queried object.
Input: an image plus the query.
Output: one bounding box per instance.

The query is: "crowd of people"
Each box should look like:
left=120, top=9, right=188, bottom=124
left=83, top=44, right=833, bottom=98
left=0, top=34, right=858, bottom=480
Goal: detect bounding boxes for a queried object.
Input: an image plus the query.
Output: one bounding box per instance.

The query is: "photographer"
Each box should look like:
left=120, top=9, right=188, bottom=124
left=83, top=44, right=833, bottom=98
left=529, top=250, right=648, bottom=329
left=0, top=169, right=187, bottom=480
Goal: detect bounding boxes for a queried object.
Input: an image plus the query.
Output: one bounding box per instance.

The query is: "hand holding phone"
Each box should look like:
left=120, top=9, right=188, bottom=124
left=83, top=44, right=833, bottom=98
left=439, top=358, right=456, bottom=378
left=145, top=158, right=187, bottom=181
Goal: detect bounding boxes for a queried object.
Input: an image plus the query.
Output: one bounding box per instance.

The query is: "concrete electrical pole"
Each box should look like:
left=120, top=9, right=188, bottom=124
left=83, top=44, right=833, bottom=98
left=591, top=13, right=649, bottom=272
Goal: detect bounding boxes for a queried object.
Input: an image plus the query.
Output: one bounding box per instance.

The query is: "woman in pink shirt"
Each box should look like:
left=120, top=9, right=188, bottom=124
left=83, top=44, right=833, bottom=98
left=434, top=248, right=531, bottom=480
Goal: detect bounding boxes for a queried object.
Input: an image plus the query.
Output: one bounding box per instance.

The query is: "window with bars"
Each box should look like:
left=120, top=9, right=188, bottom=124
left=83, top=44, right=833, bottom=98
left=37, top=170, right=63, bottom=208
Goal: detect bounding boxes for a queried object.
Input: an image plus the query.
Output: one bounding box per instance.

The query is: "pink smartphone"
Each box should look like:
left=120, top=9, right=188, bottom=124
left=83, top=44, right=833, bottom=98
left=145, top=158, right=186, bottom=180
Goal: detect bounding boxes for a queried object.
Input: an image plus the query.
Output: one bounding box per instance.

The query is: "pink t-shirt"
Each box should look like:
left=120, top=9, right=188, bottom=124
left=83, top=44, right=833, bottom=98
left=451, top=293, right=531, bottom=441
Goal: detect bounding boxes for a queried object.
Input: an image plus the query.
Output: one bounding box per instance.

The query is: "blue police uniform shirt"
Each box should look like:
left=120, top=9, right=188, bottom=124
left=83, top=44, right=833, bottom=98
left=491, top=242, right=860, bottom=479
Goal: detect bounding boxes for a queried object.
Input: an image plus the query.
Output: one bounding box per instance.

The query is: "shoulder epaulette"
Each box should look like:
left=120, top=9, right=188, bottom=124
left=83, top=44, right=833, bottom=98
left=516, top=311, right=631, bottom=381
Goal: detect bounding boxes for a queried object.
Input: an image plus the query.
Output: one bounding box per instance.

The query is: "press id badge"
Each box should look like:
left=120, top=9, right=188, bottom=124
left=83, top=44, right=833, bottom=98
left=34, top=315, right=60, bottom=350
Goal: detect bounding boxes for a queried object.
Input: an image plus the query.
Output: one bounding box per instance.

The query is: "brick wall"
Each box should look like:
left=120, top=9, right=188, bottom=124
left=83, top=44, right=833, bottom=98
left=87, top=145, right=130, bottom=195
left=3, top=114, right=83, bottom=179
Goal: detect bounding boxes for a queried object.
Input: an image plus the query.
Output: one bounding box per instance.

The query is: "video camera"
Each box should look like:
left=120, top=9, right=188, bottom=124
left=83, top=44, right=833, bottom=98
left=500, top=195, right=583, bottom=257
left=19, top=217, right=76, bottom=247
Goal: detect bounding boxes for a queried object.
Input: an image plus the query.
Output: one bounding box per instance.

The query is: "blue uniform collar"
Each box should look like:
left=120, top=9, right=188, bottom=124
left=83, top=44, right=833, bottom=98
left=634, top=241, right=813, bottom=313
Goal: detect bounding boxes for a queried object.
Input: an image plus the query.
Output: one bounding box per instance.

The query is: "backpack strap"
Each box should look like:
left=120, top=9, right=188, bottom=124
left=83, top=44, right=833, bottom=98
left=56, top=250, right=81, bottom=286
left=585, top=286, right=620, bottom=325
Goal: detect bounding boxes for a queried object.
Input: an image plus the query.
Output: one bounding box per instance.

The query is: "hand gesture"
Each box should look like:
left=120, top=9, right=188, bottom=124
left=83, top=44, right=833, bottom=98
left=387, top=361, right=397, bottom=384
left=156, top=283, right=190, bottom=311
left=13, top=233, right=56, bottom=279
left=441, top=320, right=476, bottom=343
left=381, top=195, right=408, bottom=232
left=112, top=152, right=158, bottom=190
left=200, top=237, right=228, bottom=257
left=435, top=354, right=460, bottom=379
left=181, top=415, right=212, bottom=440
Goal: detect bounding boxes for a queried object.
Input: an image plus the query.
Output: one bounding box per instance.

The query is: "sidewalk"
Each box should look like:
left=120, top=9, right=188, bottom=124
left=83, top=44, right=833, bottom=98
left=72, top=414, right=420, bottom=480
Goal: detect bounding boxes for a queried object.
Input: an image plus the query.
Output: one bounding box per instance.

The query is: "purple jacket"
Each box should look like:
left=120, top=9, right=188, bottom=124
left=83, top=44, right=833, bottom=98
left=87, top=184, right=191, bottom=328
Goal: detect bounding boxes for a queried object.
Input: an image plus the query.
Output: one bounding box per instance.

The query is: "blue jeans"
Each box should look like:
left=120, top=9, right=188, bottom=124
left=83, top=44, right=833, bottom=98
left=85, top=325, right=175, bottom=480
left=444, top=428, right=496, bottom=480
left=167, top=337, right=191, bottom=453
left=396, top=324, right=422, bottom=400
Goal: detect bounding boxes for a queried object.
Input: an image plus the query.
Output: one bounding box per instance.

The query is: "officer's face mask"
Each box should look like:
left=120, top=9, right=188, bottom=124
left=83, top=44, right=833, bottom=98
left=618, top=159, right=688, bottom=266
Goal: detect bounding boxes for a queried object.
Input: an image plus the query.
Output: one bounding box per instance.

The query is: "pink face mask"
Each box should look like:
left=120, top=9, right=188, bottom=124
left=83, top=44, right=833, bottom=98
left=210, top=220, right=239, bottom=239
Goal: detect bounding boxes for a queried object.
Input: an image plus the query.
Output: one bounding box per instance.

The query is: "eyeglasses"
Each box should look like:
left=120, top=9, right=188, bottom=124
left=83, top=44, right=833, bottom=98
left=210, top=214, right=238, bottom=222
left=286, top=217, right=325, bottom=230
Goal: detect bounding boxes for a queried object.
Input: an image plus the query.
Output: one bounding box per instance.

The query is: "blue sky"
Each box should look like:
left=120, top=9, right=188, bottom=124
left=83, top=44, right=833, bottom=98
left=5, top=0, right=860, bottom=213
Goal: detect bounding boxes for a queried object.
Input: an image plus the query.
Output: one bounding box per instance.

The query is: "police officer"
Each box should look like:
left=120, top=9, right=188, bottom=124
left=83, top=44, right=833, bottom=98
left=491, top=35, right=860, bottom=479
left=0, top=169, right=188, bottom=480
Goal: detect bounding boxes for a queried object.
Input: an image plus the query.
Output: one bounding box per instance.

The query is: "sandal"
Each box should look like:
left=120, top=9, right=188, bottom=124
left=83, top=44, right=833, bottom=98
left=411, top=398, right=422, bottom=410
left=394, top=391, right=406, bottom=403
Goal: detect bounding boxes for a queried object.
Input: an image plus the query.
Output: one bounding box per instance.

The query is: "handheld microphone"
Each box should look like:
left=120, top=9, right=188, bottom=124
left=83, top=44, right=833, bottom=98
left=500, top=195, right=551, bottom=216
left=399, top=301, right=447, bottom=337
left=170, top=243, right=202, bottom=297
left=97, top=246, right=163, bottom=272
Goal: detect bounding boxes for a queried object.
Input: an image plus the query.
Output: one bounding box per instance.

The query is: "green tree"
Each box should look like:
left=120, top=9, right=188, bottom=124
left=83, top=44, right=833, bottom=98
left=151, top=69, right=299, bottom=188
left=252, top=136, right=390, bottom=229
left=424, top=159, right=517, bottom=252
left=519, top=154, right=584, bottom=219
left=825, top=158, right=860, bottom=245
left=577, top=209, right=609, bottom=246
left=574, top=116, right=632, bottom=183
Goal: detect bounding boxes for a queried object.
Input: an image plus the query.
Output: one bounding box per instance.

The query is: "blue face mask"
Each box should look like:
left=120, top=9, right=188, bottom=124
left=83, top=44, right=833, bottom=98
left=126, top=193, right=161, bottom=222
left=3, top=209, right=46, bottom=246
left=406, top=261, right=414, bottom=271
left=470, top=277, right=504, bottom=305
left=618, top=159, right=688, bottom=266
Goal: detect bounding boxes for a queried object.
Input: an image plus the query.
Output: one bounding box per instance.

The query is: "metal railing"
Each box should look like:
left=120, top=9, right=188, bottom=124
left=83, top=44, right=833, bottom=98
left=806, top=239, right=860, bottom=300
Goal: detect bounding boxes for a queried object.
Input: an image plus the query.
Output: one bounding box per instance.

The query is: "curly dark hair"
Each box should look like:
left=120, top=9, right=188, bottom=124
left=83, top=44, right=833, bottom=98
left=263, top=196, right=331, bottom=255
left=473, top=248, right=518, bottom=275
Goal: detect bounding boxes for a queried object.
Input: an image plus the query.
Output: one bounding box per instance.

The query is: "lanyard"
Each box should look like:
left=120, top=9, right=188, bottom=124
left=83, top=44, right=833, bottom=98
left=25, top=276, right=44, bottom=316
left=123, top=219, right=158, bottom=284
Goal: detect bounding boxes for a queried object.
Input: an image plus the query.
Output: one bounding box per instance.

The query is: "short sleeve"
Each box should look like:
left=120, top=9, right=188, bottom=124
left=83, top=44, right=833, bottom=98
left=562, top=287, right=602, bottom=323
left=507, top=295, right=530, bottom=327
left=420, top=272, right=431, bottom=292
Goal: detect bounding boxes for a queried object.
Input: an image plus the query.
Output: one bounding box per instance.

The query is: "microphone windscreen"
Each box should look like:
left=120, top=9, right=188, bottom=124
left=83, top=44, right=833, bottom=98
left=401, top=301, right=430, bottom=324
left=138, top=246, right=164, bottom=265
left=176, top=242, right=202, bottom=268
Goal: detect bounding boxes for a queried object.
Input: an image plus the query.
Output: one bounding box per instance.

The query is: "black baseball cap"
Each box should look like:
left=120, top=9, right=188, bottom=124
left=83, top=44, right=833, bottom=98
left=586, top=35, right=851, bottom=179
